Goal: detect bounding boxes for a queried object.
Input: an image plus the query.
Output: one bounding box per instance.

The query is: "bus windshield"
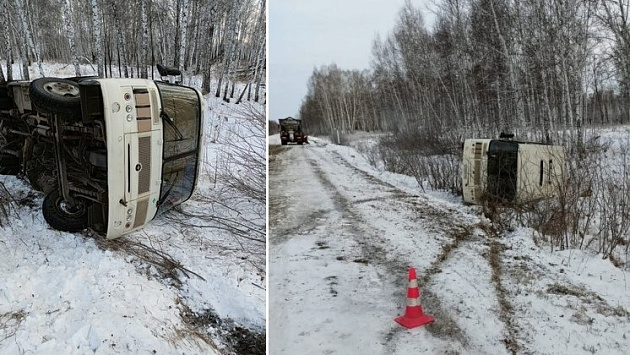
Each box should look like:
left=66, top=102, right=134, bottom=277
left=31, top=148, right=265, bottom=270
left=155, top=82, right=202, bottom=214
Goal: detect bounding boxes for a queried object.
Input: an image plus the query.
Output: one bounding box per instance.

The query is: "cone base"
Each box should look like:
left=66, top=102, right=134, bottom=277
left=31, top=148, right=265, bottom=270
left=395, top=314, right=435, bottom=329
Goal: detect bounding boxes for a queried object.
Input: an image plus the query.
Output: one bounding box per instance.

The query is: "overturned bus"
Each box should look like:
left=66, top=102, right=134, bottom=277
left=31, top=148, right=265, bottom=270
left=462, top=139, right=565, bottom=205
left=0, top=76, right=204, bottom=239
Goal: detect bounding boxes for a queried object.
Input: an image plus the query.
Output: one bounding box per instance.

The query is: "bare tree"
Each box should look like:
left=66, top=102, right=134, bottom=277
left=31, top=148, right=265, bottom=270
left=0, top=0, right=264, bottom=105
left=1, top=0, right=11, bottom=81
left=201, top=1, right=218, bottom=94
left=91, top=0, right=105, bottom=77
left=216, top=0, right=241, bottom=100
left=596, top=0, right=630, bottom=123
left=62, top=0, right=81, bottom=76
left=178, top=0, right=189, bottom=75
left=14, top=0, right=45, bottom=78
left=111, top=1, right=128, bottom=78
left=139, top=0, right=148, bottom=78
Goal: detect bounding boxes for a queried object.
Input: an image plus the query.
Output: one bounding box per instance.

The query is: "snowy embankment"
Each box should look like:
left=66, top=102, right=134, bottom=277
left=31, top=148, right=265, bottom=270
left=270, top=133, right=630, bottom=354
left=0, top=64, right=265, bottom=354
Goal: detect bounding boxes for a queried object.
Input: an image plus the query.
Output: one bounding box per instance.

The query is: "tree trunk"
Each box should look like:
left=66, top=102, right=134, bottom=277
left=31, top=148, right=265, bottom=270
left=254, top=57, right=264, bottom=102
left=173, top=0, right=181, bottom=67
left=91, top=0, right=104, bottom=77
left=63, top=0, right=81, bottom=76
left=178, top=0, right=189, bottom=78
left=219, top=0, right=240, bottom=100
left=140, top=0, right=149, bottom=78
left=2, top=0, right=11, bottom=81
left=249, top=1, right=265, bottom=101
left=112, top=1, right=129, bottom=78
left=14, top=0, right=44, bottom=77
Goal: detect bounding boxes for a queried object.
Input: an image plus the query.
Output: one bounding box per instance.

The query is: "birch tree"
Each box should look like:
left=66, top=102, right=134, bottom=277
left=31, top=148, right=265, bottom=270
left=597, top=0, right=630, bottom=122
left=177, top=0, right=189, bottom=75
left=1, top=0, right=11, bottom=81
left=91, top=0, right=104, bottom=77
left=14, top=0, right=44, bottom=77
left=139, top=0, right=149, bottom=78
left=62, top=0, right=81, bottom=76
left=202, top=0, right=218, bottom=94
left=216, top=0, right=241, bottom=100
left=111, top=1, right=128, bottom=78
left=248, top=0, right=265, bottom=101
left=0, top=0, right=265, bottom=102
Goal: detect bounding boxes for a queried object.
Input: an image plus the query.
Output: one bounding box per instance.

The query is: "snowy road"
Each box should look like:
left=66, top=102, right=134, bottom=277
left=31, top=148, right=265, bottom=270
left=268, top=137, right=630, bottom=354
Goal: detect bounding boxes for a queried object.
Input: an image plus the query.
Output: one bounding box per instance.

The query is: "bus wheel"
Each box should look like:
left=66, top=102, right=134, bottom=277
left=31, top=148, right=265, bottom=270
left=42, top=190, right=88, bottom=232
left=29, top=78, right=82, bottom=121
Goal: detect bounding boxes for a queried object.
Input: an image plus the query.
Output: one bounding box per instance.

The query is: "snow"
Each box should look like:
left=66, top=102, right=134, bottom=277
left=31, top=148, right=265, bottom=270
left=0, top=63, right=265, bottom=353
left=269, top=133, right=630, bottom=354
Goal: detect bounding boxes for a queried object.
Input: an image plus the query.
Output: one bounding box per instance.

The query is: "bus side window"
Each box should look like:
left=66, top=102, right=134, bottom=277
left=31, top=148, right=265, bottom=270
left=548, top=160, right=553, bottom=184
left=539, top=160, right=544, bottom=186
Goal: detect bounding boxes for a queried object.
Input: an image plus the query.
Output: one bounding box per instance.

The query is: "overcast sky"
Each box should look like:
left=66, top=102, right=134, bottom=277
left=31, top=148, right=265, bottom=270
left=269, top=0, right=434, bottom=120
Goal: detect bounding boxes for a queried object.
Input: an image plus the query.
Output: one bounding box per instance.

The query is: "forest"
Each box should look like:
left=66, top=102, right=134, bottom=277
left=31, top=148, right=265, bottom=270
left=0, top=0, right=266, bottom=101
left=300, top=0, right=629, bottom=146
left=298, top=0, right=630, bottom=258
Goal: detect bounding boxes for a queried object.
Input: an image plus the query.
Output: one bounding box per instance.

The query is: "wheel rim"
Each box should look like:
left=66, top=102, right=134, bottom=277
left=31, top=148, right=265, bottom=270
left=44, top=81, right=80, bottom=98
left=56, top=197, right=86, bottom=218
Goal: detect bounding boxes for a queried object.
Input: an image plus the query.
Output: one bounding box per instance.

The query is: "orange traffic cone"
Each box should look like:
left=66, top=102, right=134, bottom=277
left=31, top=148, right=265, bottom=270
left=395, top=267, right=435, bottom=329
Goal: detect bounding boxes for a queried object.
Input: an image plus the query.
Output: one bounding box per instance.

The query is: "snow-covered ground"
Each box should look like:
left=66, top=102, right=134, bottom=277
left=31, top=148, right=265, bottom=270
left=0, top=63, right=265, bottom=353
left=269, top=134, right=630, bottom=354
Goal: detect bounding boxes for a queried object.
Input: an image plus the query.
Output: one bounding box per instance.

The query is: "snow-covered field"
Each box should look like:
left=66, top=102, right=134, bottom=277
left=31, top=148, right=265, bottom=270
left=0, top=63, right=265, bottom=353
left=269, top=133, right=630, bottom=354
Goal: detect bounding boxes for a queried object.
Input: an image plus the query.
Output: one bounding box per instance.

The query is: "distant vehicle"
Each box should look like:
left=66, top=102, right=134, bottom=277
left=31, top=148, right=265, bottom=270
left=279, top=117, right=307, bottom=145
left=0, top=71, right=204, bottom=239
left=462, top=138, right=565, bottom=204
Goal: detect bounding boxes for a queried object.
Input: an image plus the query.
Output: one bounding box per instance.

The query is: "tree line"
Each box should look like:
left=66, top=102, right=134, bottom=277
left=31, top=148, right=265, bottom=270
left=300, top=0, right=630, bottom=147
left=0, top=0, right=266, bottom=101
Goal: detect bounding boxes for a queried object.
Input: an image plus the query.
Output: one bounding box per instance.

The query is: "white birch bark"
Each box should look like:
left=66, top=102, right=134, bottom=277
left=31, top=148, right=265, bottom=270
left=91, top=0, right=104, bottom=77
left=248, top=0, right=265, bottom=101
left=111, top=1, right=128, bottom=78
left=62, top=0, right=80, bottom=76
left=202, top=1, right=217, bottom=94
left=2, top=0, right=11, bottom=81
left=489, top=0, right=522, bottom=131
left=15, top=19, right=30, bottom=80
left=178, top=0, right=189, bottom=75
left=14, top=0, right=44, bottom=77
left=217, top=0, right=240, bottom=99
left=140, top=0, right=148, bottom=78
left=251, top=37, right=265, bottom=102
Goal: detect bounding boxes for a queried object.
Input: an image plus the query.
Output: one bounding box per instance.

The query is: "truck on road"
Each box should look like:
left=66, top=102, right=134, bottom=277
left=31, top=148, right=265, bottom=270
left=279, top=117, right=307, bottom=145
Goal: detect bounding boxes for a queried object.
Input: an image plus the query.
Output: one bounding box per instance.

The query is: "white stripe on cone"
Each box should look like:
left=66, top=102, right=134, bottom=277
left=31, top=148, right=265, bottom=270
left=407, top=298, right=421, bottom=307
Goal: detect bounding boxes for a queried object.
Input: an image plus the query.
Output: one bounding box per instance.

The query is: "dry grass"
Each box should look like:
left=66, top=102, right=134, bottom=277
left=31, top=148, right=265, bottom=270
left=178, top=303, right=265, bottom=355
left=92, top=234, right=206, bottom=288
left=0, top=182, right=18, bottom=227
left=268, top=145, right=283, bottom=156
left=0, top=309, right=26, bottom=342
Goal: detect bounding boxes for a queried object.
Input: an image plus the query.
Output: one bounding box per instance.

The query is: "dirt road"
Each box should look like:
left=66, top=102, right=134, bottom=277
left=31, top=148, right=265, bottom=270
left=268, top=139, right=510, bottom=354
left=268, top=138, right=630, bottom=355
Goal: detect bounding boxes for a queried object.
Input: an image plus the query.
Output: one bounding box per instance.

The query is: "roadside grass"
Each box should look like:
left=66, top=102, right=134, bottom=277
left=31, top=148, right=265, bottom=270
left=268, top=145, right=283, bottom=156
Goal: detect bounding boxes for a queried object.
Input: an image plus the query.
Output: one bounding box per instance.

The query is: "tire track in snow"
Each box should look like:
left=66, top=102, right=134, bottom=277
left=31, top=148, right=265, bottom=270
left=307, top=144, right=524, bottom=354
left=305, top=146, right=474, bottom=350
left=309, top=140, right=630, bottom=354
left=268, top=145, right=325, bottom=245
left=477, top=222, right=520, bottom=355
